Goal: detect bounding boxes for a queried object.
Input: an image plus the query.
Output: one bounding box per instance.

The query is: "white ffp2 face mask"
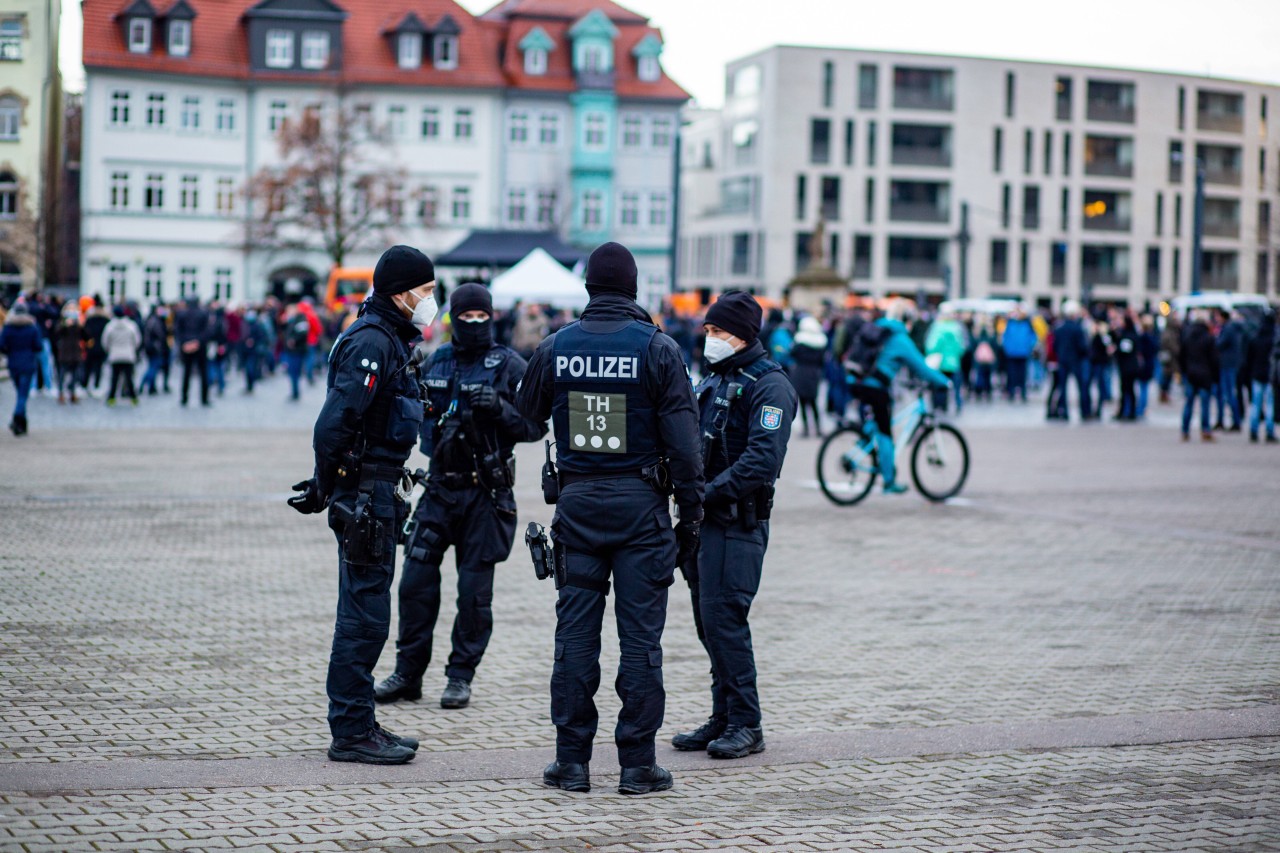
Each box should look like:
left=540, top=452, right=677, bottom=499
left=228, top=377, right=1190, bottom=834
left=401, top=291, right=438, bottom=332
left=704, top=336, right=737, bottom=364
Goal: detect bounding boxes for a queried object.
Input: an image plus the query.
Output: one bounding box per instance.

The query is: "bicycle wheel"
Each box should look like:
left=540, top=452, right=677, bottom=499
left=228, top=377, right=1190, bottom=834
left=910, top=423, right=969, bottom=502
left=816, top=423, right=878, bottom=506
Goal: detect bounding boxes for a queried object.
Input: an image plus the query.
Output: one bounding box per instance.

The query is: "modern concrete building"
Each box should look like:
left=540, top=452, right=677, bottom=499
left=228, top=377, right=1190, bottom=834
left=678, top=46, right=1280, bottom=309
left=79, top=0, right=686, bottom=306
left=0, top=0, right=63, bottom=297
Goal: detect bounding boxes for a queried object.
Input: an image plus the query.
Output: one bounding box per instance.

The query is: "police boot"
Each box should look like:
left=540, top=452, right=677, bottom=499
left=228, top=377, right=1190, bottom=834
left=618, top=764, right=673, bottom=795
left=327, top=728, right=416, bottom=765
left=707, top=725, right=766, bottom=759
left=543, top=761, right=591, bottom=793
left=671, top=715, right=727, bottom=751
left=373, top=671, right=422, bottom=704
left=440, top=677, right=471, bottom=709
left=374, top=722, right=419, bottom=751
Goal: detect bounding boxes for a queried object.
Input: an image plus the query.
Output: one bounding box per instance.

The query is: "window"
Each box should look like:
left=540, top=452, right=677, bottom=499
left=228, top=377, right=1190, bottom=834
left=260, top=100, right=284, bottom=133
left=128, top=18, right=151, bottom=53
left=1168, top=140, right=1184, bottom=183
left=1060, top=187, right=1070, bottom=232
left=387, top=105, right=405, bottom=138
left=731, top=233, right=752, bottom=276
left=454, top=108, right=472, bottom=140
left=853, top=234, right=872, bottom=279
left=1019, top=241, right=1030, bottom=285
left=215, top=177, right=234, bottom=214
left=622, top=115, right=643, bottom=147
left=990, top=239, right=1008, bottom=283
left=581, top=45, right=605, bottom=73
left=1055, top=76, right=1072, bottom=121
left=1043, top=130, right=1052, bottom=175
left=110, top=171, right=129, bottom=209
left=619, top=191, right=639, bottom=226
left=0, top=98, right=17, bottom=140
left=180, top=95, right=199, bottom=129
left=1051, top=241, right=1067, bottom=285
left=386, top=184, right=404, bottom=221
left=810, top=118, right=831, bottom=165
left=434, top=35, right=457, bottom=69
left=1004, top=71, right=1015, bottom=118
left=110, top=91, right=131, bottom=126
left=638, top=55, right=659, bottom=82
left=143, top=265, right=163, bottom=300
left=214, top=268, right=232, bottom=301
left=451, top=186, right=470, bottom=222
left=145, top=173, right=164, bottom=210
left=421, top=107, right=440, bottom=139
left=0, top=19, right=24, bottom=61
left=1147, top=247, right=1161, bottom=291
left=820, top=176, right=840, bottom=221
left=822, top=60, right=834, bottom=108
left=1062, top=132, right=1072, bottom=176
left=864, top=178, right=875, bottom=223
left=509, top=110, right=529, bottom=144
left=417, top=186, right=439, bottom=222
left=866, top=120, right=877, bottom=166
left=215, top=99, right=234, bottom=133
left=795, top=175, right=807, bottom=221
left=582, top=189, right=603, bottom=229
left=844, top=119, right=855, bottom=166
left=1023, top=185, right=1040, bottom=230
left=506, top=188, right=527, bottom=224
left=179, top=267, right=197, bottom=299
left=108, top=265, right=128, bottom=302
left=1172, top=248, right=1181, bottom=292
left=168, top=20, right=190, bottom=57
left=1023, top=128, right=1033, bottom=174
left=265, top=29, right=293, bottom=68
left=1174, top=194, right=1183, bottom=236
left=584, top=112, right=606, bottom=149
left=300, top=31, right=329, bottom=69
left=651, top=116, right=673, bottom=149
left=1155, top=192, right=1164, bottom=236
left=537, top=189, right=557, bottom=225
left=1001, top=183, right=1011, bottom=228
left=398, top=33, right=421, bottom=69
left=858, top=63, right=878, bottom=109
left=993, top=127, right=1003, bottom=173
left=179, top=174, right=198, bottom=210
left=525, top=47, right=547, bottom=76
left=649, top=192, right=669, bottom=228
left=0, top=171, right=15, bottom=218
left=1177, top=86, right=1186, bottom=130
left=146, top=92, right=165, bottom=127
left=539, top=112, right=559, bottom=146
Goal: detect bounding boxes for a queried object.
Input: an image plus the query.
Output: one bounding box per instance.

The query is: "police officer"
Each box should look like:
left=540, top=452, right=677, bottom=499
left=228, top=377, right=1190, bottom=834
left=672, top=291, right=797, bottom=759
left=288, top=245, right=436, bottom=765
left=375, top=284, right=546, bottom=709
left=516, top=242, right=704, bottom=795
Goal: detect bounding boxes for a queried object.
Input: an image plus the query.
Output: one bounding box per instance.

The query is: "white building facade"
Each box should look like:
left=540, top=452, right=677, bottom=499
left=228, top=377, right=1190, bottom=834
left=679, top=46, right=1280, bottom=308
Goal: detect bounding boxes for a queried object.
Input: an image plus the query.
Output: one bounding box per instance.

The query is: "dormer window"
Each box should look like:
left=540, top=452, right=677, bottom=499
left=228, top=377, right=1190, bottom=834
left=525, top=48, right=546, bottom=76
left=265, top=29, right=293, bottom=68
left=631, top=33, right=664, bottom=84
left=638, top=55, right=659, bottom=82
left=518, top=25, right=554, bottom=77
left=433, top=35, right=457, bottom=69
left=128, top=18, right=152, bottom=53
left=168, top=19, right=190, bottom=56
left=397, top=33, right=421, bottom=69
left=582, top=45, right=604, bottom=73
left=300, top=30, right=329, bottom=69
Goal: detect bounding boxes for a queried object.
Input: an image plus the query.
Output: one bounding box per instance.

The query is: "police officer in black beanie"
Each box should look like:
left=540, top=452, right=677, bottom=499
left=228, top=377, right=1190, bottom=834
left=671, top=290, right=797, bottom=759
left=517, top=242, right=704, bottom=795
left=289, top=245, right=437, bottom=765
left=375, top=284, right=546, bottom=709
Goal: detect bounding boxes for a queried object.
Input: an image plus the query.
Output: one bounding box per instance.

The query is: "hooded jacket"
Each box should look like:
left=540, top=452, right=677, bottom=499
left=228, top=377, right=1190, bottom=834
left=0, top=311, right=42, bottom=375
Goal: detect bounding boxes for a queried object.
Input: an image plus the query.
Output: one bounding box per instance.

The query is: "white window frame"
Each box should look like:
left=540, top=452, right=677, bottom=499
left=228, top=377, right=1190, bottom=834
left=506, top=187, right=527, bottom=225
left=215, top=99, right=235, bottom=133
left=619, top=191, right=639, bottom=226
left=651, top=116, right=673, bottom=150
left=451, top=186, right=471, bottom=222
left=109, top=171, right=130, bottom=209
left=539, top=112, right=559, bottom=146
left=434, top=35, right=458, bottom=70
left=178, top=266, right=198, bottom=299
left=180, top=95, right=199, bottom=130
left=622, top=115, right=642, bottom=148
left=0, top=173, right=16, bottom=218
left=143, top=265, right=163, bottom=300
left=300, top=30, right=329, bottom=70
left=509, top=110, right=528, bottom=145
left=582, top=45, right=604, bottom=73
left=128, top=18, right=151, bottom=53
left=397, top=33, right=421, bottom=69
left=454, top=108, right=473, bottom=140
left=108, top=265, right=128, bottom=302
left=386, top=104, right=406, bottom=138
left=0, top=102, right=18, bottom=140
left=215, top=176, right=235, bottom=214
left=110, top=91, right=130, bottom=126
left=421, top=106, right=440, bottom=139
left=146, top=92, right=165, bottom=127
left=638, top=55, right=660, bottom=82
left=145, top=173, right=165, bottom=210
left=268, top=100, right=287, bottom=132
left=179, top=174, right=199, bottom=211
left=536, top=189, right=557, bottom=225
left=524, top=47, right=546, bottom=76
left=583, top=112, right=606, bottom=150
left=168, top=20, right=190, bottom=56
left=649, top=192, right=669, bottom=228
left=214, top=268, right=233, bottom=301
left=582, top=189, right=603, bottom=229
left=265, top=29, right=293, bottom=68
left=417, top=185, right=439, bottom=222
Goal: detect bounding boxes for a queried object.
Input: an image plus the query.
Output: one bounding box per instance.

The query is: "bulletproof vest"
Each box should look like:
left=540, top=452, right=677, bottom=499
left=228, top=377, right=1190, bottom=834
left=699, top=356, right=784, bottom=479
left=329, top=312, right=422, bottom=455
left=418, top=343, right=508, bottom=464
left=551, top=319, right=661, bottom=474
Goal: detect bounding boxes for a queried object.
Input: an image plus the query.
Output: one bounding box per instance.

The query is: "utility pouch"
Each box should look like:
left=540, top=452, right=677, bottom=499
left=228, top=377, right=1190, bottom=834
left=640, top=459, right=674, bottom=497
left=541, top=440, right=559, bottom=505
left=335, top=449, right=362, bottom=489
left=755, top=484, right=775, bottom=521
left=479, top=450, right=515, bottom=492
left=740, top=493, right=758, bottom=530
left=526, top=522, right=555, bottom=583
left=343, top=492, right=388, bottom=569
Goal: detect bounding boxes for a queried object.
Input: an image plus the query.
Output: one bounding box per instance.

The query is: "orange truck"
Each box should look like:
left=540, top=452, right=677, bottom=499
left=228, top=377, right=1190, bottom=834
left=324, top=267, right=374, bottom=313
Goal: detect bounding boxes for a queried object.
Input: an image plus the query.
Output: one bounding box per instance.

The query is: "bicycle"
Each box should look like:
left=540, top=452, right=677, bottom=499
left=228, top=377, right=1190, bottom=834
left=816, top=382, right=970, bottom=505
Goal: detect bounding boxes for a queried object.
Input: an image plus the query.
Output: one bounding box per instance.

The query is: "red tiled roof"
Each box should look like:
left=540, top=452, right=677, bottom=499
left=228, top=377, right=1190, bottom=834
left=83, top=0, right=688, bottom=100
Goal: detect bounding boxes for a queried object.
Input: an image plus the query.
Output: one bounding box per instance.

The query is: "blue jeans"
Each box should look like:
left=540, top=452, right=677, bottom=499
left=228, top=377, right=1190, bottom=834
left=141, top=353, right=167, bottom=393
left=283, top=352, right=304, bottom=399
left=1250, top=381, right=1275, bottom=438
left=1216, top=366, right=1242, bottom=427
left=10, top=370, right=34, bottom=419
left=1137, top=379, right=1151, bottom=418
left=1182, top=383, right=1212, bottom=435
left=38, top=339, right=55, bottom=391
left=1005, top=357, right=1029, bottom=401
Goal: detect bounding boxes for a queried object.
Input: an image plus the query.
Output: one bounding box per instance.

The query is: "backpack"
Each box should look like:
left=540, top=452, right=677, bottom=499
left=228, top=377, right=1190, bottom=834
left=285, top=317, right=310, bottom=353
left=844, top=323, right=891, bottom=383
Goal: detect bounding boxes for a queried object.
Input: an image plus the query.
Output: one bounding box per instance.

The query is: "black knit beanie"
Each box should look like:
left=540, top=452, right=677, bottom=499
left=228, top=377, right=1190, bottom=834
left=373, top=245, right=435, bottom=296
left=450, top=283, right=492, bottom=318
left=584, top=242, right=638, bottom=301
left=704, top=291, right=762, bottom=344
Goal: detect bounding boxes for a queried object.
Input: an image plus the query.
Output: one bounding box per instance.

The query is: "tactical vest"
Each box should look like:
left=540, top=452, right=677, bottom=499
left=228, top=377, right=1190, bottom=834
left=329, top=312, right=423, bottom=455
left=698, top=356, right=784, bottom=478
left=551, top=319, right=661, bottom=474
left=419, top=343, right=508, bottom=460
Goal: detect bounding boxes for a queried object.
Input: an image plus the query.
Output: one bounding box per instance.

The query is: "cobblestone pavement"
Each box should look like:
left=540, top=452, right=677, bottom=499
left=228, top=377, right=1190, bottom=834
left=0, top=377, right=1277, bottom=850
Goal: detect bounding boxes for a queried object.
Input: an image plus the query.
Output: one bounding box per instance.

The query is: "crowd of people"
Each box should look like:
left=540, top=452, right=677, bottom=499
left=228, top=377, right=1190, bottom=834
left=2, top=288, right=1277, bottom=445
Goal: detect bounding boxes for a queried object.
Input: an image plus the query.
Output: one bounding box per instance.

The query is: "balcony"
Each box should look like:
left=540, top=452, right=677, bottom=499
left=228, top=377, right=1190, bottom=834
left=1204, top=219, right=1240, bottom=239
left=1204, top=166, right=1242, bottom=186
left=575, top=70, right=615, bottom=90
left=888, top=258, right=944, bottom=278
left=1082, top=213, right=1131, bottom=232
left=890, top=202, right=948, bottom=223
left=1081, top=266, right=1129, bottom=285
left=1085, top=160, right=1133, bottom=178
left=1200, top=272, right=1238, bottom=290
left=1197, top=112, right=1244, bottom=133
left=893, top=89, right=953, bottom=111
left=1086, top=100, right=1134, bottom=123
left=890, top=146, right=951, bottom=167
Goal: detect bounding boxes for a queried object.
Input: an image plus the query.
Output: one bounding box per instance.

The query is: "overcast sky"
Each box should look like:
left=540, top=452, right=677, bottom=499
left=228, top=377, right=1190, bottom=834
left=61, top=0, right=1280, bottom=103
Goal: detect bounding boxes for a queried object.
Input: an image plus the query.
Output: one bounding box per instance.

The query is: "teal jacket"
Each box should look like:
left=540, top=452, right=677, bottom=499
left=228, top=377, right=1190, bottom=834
left=925, top=319, right=968, bottom=374
left=866, top=318, right=950, bottom=389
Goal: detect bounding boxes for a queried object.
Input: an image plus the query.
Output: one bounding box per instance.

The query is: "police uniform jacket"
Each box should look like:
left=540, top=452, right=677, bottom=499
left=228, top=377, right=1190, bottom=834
left=697, top=340, right=799, bottom=512
left=313, top=297, right=423, bottom=494
left=419, top=341, right=546, bottom=475
left=516, top=293, right=704, bottom=519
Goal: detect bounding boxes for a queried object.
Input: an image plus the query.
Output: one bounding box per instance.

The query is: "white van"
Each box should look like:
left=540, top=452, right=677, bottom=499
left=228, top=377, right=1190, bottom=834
left=1169, top=291, right=1272, bottom=317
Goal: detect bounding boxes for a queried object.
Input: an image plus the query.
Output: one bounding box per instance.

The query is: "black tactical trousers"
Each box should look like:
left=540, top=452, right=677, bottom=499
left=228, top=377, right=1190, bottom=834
left=550, top=479, right=677, bottom=768
left=326, top=479, right=406, bottom=739
left=396, top=482, right=516, bottom=683
left=689, top=517, right=769, bottom=727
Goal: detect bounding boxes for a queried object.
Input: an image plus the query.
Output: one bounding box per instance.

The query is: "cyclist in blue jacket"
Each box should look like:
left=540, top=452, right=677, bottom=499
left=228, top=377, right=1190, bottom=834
left=852, top=305, right=950, bottom=494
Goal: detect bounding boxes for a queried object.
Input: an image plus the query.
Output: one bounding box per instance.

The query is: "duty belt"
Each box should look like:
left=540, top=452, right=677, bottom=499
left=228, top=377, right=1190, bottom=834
left=431, top=471, right=481, bottom=489
left=559, top=469, right=647, bottom=487
left=359, top=463, right=409, bottom=484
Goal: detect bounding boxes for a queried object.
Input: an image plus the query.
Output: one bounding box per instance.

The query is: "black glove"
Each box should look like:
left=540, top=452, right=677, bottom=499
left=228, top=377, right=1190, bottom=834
left=468, top=384, right=500, bottom=412
left=288, top=478, right=329, bottom=514
left=675, top=518, right=701, bottom=569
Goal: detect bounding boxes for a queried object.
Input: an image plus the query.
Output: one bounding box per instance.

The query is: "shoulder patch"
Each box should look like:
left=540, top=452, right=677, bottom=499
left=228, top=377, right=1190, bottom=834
left=484, top=351, right=505, bottom=369
left=760, top=405, right=784, bottom=430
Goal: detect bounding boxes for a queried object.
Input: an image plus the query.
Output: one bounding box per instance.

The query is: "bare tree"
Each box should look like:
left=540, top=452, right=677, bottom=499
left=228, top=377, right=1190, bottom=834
left=0, top=174, right=41, bottom=291
left=243, top=95, right=407, bottom=269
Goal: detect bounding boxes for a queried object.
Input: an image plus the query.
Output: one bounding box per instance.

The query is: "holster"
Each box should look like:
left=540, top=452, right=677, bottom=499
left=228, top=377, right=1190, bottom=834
left=640, top=460, right=674, bottom=498
left=340, top=487, right=387, bottom=569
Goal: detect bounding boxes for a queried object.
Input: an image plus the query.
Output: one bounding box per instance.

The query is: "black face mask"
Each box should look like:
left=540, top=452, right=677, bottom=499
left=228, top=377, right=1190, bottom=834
left=453, top=318, right=493, bottom=354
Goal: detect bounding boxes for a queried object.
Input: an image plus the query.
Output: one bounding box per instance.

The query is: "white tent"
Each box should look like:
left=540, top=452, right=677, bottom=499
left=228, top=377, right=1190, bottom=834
left=487, top=248, right=588, bottom=310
